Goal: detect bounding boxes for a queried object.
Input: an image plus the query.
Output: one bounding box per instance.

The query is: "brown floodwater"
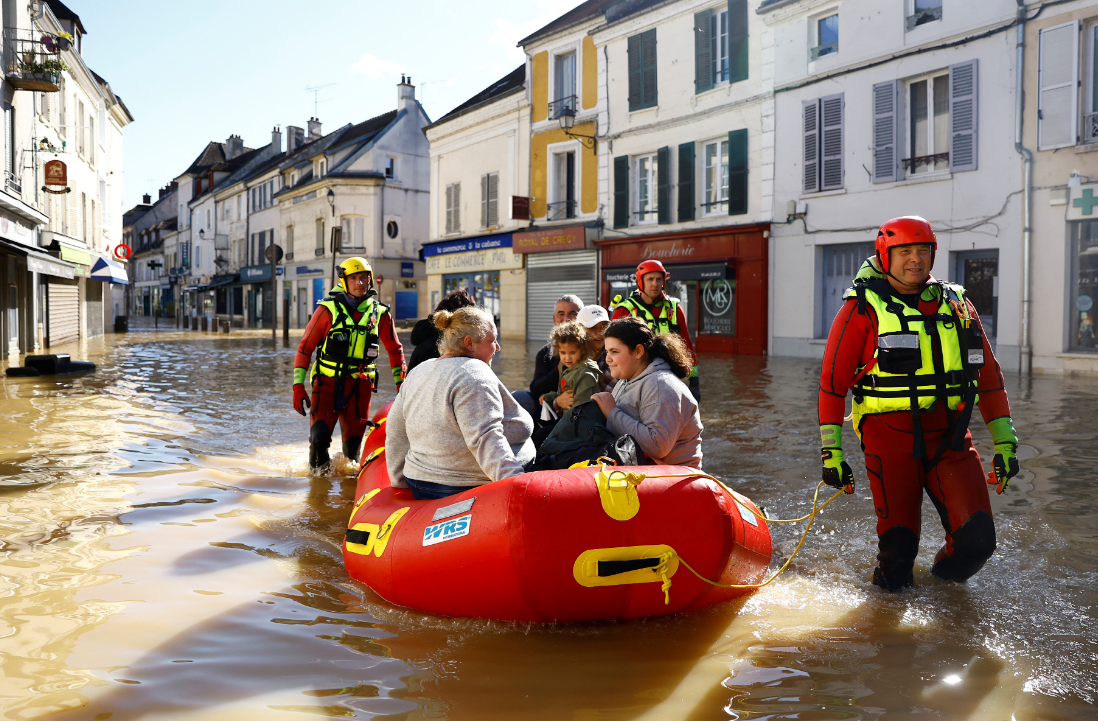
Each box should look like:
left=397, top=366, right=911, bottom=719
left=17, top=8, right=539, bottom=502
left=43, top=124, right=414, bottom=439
left=0, top=326, right=1095, bottom=720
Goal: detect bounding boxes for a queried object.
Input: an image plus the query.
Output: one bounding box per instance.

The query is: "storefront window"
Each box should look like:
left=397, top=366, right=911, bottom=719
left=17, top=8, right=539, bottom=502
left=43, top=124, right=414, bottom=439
left=699, top=274, right=736, bottom=336
left=666, top=280, right=697, bottom=340
left=1070, top=220, right=1098, bottom=351
left=444, top=271, right=501, bottom=323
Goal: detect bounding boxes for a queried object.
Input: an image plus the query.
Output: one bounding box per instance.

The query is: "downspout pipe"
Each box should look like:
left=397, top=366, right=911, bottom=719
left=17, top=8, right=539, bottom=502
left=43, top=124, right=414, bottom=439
left=1014, top=0, right=1033, bottom=376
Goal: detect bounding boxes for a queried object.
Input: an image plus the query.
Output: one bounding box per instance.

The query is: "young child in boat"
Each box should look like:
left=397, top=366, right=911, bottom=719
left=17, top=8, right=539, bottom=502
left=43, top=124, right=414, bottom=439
left=539, top=320, right=602, bottom=414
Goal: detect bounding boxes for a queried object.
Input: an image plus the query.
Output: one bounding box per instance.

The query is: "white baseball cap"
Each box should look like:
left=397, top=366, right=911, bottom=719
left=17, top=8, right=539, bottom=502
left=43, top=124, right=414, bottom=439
left=576, top=305, right=610, bottom=328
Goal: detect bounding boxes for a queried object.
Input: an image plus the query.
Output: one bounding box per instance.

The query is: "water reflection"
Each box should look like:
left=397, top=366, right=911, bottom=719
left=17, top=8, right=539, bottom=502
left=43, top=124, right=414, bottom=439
left=0, top=329, right=1094, bottom=720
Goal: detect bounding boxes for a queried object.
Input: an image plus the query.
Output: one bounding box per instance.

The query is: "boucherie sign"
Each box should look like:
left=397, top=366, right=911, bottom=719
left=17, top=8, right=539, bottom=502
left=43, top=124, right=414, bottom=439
left=599, top=233, right=734, bottom=267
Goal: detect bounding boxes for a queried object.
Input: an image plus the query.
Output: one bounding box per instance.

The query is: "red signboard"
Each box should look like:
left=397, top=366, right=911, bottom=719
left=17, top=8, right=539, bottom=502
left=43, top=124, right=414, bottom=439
left=513, top=226, right=586, bottom=254
left=44, top=159, right=67, bottom=186
left=598, top=233, right=738, bottom=267
left=511, top=196, right=531, bottom=221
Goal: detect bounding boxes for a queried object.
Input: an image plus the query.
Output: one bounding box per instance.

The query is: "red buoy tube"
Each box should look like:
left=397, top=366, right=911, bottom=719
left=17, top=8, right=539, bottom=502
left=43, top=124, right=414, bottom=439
left=343, top=404, right=772, bottom=623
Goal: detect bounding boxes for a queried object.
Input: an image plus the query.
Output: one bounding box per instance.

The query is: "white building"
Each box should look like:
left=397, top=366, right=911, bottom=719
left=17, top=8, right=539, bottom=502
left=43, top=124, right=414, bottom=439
left=763, top=0, right=1025, bottom=369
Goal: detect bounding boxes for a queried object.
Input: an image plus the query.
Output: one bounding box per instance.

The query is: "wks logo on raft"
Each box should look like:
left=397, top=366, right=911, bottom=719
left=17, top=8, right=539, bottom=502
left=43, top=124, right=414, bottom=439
left=422, top=514, right=472, bottom=546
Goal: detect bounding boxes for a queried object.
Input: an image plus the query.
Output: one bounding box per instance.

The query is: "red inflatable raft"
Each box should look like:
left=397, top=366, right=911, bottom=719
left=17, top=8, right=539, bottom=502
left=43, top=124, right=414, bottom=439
left=343, top=405, right=773, bottom=623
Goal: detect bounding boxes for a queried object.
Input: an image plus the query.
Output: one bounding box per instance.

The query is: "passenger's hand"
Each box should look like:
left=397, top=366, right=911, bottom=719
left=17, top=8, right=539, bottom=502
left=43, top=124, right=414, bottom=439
left=538, top=394, right=547, bottom=404
left=292, top=383, right=311, bottom=416
left=556, top=389, right=575, bottom=410
left=592, top=392, right=615, bottom=417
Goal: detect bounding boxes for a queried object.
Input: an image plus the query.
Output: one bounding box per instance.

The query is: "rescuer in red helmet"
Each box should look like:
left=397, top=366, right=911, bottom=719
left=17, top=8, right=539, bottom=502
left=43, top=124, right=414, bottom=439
left=818, top=216, right=1019, bottom=591
left=610, top=259, right=699, bottom=399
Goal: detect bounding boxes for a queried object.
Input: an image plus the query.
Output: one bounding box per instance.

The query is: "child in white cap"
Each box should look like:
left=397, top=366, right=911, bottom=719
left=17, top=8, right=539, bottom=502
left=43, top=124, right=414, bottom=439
left=577, top=305, right=614, bottom=391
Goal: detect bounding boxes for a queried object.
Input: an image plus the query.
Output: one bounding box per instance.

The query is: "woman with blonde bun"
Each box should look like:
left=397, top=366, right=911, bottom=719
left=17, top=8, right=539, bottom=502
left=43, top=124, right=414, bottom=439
left=386, top=307, right=535, bottom=499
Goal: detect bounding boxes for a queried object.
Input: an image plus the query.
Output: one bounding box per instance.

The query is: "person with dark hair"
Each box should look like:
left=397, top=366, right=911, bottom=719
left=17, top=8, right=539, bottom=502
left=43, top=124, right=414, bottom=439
left=591, top=317, right=702, bottom=468
left=407, top=289, right=477, bottom=372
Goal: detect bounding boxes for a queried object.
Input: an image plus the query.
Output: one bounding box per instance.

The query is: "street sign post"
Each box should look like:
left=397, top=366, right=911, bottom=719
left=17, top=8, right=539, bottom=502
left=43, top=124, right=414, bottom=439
left=266, top=244, right=283, bottom=340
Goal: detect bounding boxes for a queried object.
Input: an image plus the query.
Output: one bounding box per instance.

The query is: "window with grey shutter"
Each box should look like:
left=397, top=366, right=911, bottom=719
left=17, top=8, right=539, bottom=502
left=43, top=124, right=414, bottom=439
left=872, top=80, right=900, bottom=183
left=613, top=155, right=630, bottom=228
left=1038, top=21, right=1078, bottom=150
left=949, top=60, right=978, bottom=172
left=728, top=0, right=748, bottom=84
left=452, top=182, right=461, bottom=232
left=821, top=93, right=844, bottom=190
left=728, top=129, right=748, bottom=215
left=657, top=146, right=671, bottom=224
left=445, top=183, right=455, bottom=234
left=694, top=9, right=713, bottom=94
left=488, top=173, right=499, bottom=227
left=628, top=29, right=658, bottom=111
left=803, top=99, right=819, bottom=193
left=480, top=174, right=489, bottom=228
left=678, top=142, right=695, bottom=222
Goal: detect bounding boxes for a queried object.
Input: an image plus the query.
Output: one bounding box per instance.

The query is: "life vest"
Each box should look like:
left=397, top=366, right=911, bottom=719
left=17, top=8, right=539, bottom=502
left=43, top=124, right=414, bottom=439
left=312, top=294, right=387, bottom=385
left=616, top=290, right=681, bottom=336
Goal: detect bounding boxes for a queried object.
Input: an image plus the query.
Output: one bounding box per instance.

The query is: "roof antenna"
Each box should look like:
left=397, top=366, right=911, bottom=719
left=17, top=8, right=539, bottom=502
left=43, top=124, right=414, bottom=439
left=305, top=83, right=336, bottom=117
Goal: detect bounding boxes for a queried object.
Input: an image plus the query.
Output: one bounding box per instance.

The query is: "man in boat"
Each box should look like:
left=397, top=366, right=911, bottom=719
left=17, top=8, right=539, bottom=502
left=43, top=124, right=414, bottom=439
left=293, top=257, right=405, bottom=470
left=818, top=216, right=1019, bottom=591
left=610, top=260, right=699, bottom=400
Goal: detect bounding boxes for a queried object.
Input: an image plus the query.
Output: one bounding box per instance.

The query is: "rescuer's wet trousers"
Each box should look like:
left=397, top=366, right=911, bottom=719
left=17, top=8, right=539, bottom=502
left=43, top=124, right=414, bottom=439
left=309, top=375, right=372, bottom=470
left=860, top=408, right=996, bottom=591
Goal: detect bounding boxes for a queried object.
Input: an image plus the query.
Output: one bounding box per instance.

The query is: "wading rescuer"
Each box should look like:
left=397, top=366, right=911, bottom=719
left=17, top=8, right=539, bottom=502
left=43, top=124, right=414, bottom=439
left=819, top=216, right=1020, bottom=591
left=611, top=260, right=699, bottom=400
left=293, top=257, right=405, bottom=470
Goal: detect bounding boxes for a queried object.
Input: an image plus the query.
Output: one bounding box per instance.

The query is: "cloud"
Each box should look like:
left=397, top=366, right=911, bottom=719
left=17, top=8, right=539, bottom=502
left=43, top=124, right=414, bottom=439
left=350, top=54, right=405, bottom=81
left=488, top=0, right=580, bottom=53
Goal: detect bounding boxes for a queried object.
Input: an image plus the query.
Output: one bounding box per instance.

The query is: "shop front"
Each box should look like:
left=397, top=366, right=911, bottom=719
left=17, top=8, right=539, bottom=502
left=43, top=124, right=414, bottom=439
left=596, top=224, right=769, bottom=355
left=423, top=232, right=525, bottom=339
left=512, top=225, right=599, bottom=343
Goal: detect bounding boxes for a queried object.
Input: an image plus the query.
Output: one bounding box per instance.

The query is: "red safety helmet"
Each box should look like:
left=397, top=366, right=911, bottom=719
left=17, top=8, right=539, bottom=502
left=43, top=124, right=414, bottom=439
left=635, top=259, right=671, bottom=291
left=875, top=216, right=937, bottom=275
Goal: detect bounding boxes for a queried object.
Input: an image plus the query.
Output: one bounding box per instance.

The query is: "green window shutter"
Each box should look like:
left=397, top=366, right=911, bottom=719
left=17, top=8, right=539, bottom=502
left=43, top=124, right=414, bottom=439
left=641, top=29, right=658, bottom=109
left=694, top=10, right=713, bottom=95
left=728, top=0, right=748, bottom=84
left=727, top=129, right=748, bottom=216
left=627, top=35, right=642, bottom=111
left=678, top=142, right=695, bottom=223
left=657, top=146, right=671, bottom=225
left=613, top=155, right=630, bottom=229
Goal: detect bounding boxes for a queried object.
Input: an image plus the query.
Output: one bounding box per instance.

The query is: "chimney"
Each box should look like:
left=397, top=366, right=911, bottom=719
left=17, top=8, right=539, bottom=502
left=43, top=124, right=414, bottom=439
left=142, top=193, right=151, bottom=204
left=286, top=125, right=304, bottom=152
left=271, top=125, right=282, bottom=154
left=307, top=117, right=322, bottom=138
left=225, top=134, right=244, bottom=159
left=398, top=75, right=415, bottom=112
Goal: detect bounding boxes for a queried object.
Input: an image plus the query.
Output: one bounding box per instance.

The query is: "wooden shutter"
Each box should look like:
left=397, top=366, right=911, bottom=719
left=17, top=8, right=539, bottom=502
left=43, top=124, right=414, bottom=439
left=949, top=60, right=978, bottom=172
left=488, top=173, right=499, bottom=227
left=728, top=0, right=748, bottom=84
left=678, top=142, right=695, bottom=222
left=694, top=9, right=713, bottom=94
left=803, top=99, right=819, bottom=193
left=480, top=174, right=488, bottom=228
left=1038, top=21, right=1078, bottom=150
left=445, top=184, right=454, bottom=234
left=628, top=34, right=642, bottom=111
left=872, top=80, right=899, bottom=183
left=821, top=93, right=844, bottom=190
left=613, top=155, right=630, bottom=229
left=641, top=29, right=658, bottom=109
left=452, top=182, right=461, bottom=232
left=727, top=128, right=748, bottom=215
left=657, top=146, right=671, bottom=224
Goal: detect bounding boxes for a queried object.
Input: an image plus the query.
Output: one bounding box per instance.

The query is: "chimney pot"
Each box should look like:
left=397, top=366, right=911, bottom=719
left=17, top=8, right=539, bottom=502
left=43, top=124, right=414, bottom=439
left=143, top=193, right=151, bottom=204
left=307, top=118, right=322, bottom=138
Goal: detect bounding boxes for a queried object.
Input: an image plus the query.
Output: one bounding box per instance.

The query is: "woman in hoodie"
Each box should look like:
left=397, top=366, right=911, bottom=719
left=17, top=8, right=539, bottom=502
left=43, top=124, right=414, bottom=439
left=592, top=317, right=702, bottom=468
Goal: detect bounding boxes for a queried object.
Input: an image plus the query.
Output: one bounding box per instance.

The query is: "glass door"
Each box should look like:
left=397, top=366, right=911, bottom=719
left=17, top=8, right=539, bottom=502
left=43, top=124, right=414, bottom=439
left=955, top=250, right=999, bottom=342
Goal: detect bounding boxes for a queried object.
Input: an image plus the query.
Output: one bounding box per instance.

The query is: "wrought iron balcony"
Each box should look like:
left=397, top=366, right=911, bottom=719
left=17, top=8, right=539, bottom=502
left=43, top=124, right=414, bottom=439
left=5, top=170, right=21, bottom=195
left=1085, top=112, right=1098, bottom=144
left=548, top=94, right=577, bottom=121
left=906, top=6, right=943, bottom=32
left=3, top=28, right=67, bottom=92
left=546, top=200, right=575, bottom=222
left=809, top=42, right=838, bottom=61
left=902, top=152, right=949, bottom=172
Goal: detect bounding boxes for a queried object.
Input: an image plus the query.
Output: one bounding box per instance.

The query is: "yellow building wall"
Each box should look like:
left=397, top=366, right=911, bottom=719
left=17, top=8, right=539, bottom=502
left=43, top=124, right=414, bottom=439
left=582, top=36, right=598, bottom=110
left=531, top=123, right=598, bottom=218
left=532, top=52, right=548, bottom=123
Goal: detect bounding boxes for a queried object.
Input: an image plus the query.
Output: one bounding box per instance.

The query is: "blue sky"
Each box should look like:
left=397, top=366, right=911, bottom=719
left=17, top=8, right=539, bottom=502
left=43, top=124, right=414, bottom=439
left=76, top=0, right=579, bottom=209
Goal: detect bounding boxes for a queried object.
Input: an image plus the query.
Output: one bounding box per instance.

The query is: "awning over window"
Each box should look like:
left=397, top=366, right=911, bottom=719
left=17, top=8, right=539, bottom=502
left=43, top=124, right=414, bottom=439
left=0, top=237, right=75, bottom=279
left=90, top=256, right=129, bottom=284
left=58, top=245, right=92, bottom=266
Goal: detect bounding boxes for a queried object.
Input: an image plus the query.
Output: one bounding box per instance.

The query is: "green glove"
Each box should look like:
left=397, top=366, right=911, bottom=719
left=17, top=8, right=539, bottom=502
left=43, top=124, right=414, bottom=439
left=820, top=423, right=854, bottom=493
left=986, top=416, right=1019, bottom=494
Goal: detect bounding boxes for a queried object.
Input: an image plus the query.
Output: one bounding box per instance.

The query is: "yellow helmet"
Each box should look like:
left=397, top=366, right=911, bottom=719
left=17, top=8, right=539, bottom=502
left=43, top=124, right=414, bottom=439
left=337, top=256, right=373, bottom=292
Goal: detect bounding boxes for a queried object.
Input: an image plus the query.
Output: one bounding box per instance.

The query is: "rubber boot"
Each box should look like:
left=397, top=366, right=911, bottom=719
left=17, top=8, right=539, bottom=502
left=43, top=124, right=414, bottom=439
left=931, top=511, right=996, bottom=583
left=873, top=526, right=919, bottom=591
left=342, top=436, right=362, bottom=465
left=309, top=421, right=332, bottom=470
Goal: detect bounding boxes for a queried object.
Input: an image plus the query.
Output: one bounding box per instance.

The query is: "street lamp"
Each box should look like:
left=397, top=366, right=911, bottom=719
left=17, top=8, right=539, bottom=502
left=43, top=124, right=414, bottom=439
left=558, top=107, right=596, bottom=151
left=327, top=188, right=335, bottom=217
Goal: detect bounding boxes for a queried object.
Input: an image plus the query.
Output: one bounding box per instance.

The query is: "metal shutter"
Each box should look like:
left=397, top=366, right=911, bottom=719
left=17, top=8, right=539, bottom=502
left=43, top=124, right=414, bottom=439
left=47, top=279, right=80, bottom=346
left=525, top=249, right=598, bottom=343
left=949, top=60, right=978, bottom=172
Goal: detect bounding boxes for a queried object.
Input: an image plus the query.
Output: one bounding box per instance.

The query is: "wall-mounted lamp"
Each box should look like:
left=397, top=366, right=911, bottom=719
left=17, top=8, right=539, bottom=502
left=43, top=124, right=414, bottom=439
left=327, top=188, right=335, bottom=217
left=558, top=108, right=597, bottom=152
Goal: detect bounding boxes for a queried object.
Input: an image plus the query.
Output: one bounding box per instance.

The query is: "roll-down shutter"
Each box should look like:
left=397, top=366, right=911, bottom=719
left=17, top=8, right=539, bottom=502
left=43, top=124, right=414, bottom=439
left=525, top=249, right=598, bottom=343
left=46, top=279, right=79, bottom=347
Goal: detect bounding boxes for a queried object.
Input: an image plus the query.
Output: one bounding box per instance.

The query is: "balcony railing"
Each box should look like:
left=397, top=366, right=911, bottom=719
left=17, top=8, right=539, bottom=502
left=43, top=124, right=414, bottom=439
left=547, top=200, right=576, bottom=222
left=1085, top=112, right=1098, bottom=144
left=809, top=42, right=838, bottom=61
left=2, top=28, right=66, bottom=92
left=548, top=94, right=577, bottom=121
left=902, top=152, right=949, bottom=172
left=285, top=252, right=294, bottom=261
left=315, top=248, right=325, bottom=257
left=906, top=6, right=943, bottom=32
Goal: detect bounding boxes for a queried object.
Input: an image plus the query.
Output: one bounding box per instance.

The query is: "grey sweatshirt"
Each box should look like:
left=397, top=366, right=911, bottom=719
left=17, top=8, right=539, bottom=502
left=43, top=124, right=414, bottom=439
left=606, top=357, right=703, bottom=468
left=387, top=356, right=535, bottom=488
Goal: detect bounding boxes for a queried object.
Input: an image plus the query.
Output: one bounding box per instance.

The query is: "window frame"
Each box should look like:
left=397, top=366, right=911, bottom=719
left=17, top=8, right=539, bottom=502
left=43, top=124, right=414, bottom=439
left=1086, top=21, right=1098, bottom=143
left=701, top=138, right=730, bottom=216
left=711, top=8, right=729, bottom=86
left=810, top=10, right=839, bottom=61
left=904, top=69, right=951, bottom=176
left=634, top=152, right=659, bottom=225
left=628, top=28, right=658, bottom=112
left=551, top=48, right=578, bottom=119
left=384, top=156, right=396, bottom=179
left=907, top=0, right=943, bottom=32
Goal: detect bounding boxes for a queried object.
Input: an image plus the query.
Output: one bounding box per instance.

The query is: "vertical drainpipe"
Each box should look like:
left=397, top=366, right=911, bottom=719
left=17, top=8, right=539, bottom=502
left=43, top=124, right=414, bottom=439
left=1015, top=1, right=1033, bottom=376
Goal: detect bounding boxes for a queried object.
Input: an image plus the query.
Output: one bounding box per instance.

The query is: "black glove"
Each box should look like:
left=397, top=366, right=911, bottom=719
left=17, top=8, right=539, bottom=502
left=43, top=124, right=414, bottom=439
left=821, top=450, right=855, bottom=494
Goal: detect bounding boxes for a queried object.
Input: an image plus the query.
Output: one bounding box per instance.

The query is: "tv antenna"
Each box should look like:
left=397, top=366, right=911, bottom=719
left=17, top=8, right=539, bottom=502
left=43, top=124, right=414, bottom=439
left=306, top=83, right=336, bottom=116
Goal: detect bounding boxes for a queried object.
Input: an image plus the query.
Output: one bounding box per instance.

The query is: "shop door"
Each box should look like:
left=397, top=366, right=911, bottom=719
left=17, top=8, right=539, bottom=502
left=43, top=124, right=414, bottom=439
left=8, top=284, right=17, bottom=353
left=298, top=282, right=309, bottom=327
left=46, top=280, right=79, bottom=347
left=526, top=249, right=598, bottom=342
left=955, top=251, right=998, bottom=341
left=819, top=242, right=874, bottom=337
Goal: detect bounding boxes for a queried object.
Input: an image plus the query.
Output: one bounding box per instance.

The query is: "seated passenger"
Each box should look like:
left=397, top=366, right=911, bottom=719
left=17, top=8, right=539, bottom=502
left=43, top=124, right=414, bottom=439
left=592, top=317, right=702, bottom=468
left=513, top=295, right=583, bottom=418
left=407, top=289, right=476, bottom=373
left=387, top=307, right=535, bottom=500
left=576, top=304, right=613, bottom=391
left=540, top=320, right=602, bottom=414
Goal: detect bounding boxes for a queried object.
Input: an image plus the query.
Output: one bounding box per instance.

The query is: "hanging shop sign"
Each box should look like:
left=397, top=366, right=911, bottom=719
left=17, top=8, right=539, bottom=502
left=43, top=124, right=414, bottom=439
left=511, top=196, right=531, bottom=221
left=45, top=159, right=67, bottom=186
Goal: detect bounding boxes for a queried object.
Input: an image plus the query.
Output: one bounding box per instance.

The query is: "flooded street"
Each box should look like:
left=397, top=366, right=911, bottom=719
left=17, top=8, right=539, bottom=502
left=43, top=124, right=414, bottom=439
left=0, top=328, right=1095, bottom=720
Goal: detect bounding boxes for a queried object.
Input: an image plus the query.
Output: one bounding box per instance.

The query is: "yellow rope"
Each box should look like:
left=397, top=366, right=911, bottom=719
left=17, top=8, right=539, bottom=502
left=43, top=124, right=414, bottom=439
left=638, top=471, right=840, bottom=524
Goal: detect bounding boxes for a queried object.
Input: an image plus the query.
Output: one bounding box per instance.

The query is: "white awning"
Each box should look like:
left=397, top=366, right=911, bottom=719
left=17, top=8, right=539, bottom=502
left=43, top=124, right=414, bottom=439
left=90, top=256, right=129, bottom=284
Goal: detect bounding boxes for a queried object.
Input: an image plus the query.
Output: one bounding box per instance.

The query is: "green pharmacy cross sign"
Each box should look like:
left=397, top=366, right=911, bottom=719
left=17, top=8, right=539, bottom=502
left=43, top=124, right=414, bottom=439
left=1073, top=188, right=1098, bottom=216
